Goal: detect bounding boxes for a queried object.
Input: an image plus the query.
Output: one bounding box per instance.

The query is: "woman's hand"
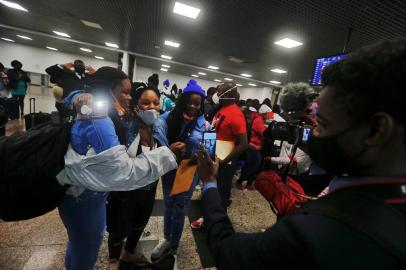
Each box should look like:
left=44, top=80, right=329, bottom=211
left=74, top=93, right=93, bottom=113
left=197, top=144, right=219, bottom=183
left=169, top=142, right=186, bottom=158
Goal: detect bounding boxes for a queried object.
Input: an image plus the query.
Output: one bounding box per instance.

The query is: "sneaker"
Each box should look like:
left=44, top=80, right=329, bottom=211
left=151, top=239, right=171, bottom=262
left=190, top=217, right=204, bottom=229
left=120, top=250, right=150, bottom=267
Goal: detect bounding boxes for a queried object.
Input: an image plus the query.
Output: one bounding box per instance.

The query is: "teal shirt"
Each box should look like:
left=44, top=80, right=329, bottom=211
left=10, top=80, right=27, bottom=96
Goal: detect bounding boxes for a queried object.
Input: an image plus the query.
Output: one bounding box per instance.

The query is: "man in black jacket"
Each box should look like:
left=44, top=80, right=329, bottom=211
left=45, top=60, right=94, bottom=98
left=197, top=38, right=406, bottom=270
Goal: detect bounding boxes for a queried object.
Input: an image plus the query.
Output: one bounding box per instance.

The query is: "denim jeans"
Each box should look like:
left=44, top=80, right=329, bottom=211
left=162, top=169, right=199, bottom=249
left=58, top=190, right=108, bottom=270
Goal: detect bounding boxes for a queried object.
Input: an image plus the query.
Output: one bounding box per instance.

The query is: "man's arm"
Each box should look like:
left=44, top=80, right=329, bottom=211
left=45, top=64, right=65, bottom=83
left=221, top=133, right=248, bottom=164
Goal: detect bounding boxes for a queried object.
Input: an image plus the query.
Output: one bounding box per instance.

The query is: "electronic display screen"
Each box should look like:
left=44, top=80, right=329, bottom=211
left=311, top=53, right=349, bottom=86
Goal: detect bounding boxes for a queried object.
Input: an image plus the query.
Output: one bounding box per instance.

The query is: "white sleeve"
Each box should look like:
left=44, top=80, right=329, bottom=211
left=58, top=145, right=178, bottom=191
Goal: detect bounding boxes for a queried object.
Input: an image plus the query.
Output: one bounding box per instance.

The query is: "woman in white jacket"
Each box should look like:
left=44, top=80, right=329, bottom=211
left=56, top=67, right=184, bottom=270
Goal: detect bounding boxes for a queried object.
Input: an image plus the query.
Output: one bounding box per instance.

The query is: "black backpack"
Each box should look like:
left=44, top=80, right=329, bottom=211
left=0, top=119, right=71, bottom=221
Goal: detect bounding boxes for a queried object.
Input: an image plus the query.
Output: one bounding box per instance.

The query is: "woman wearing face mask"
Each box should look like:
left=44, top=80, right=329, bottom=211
left=106, top=82, right=185, bottom=266
left=57, top=68, right=183, bottom=270
left=150, top=79, right=209, bottom=261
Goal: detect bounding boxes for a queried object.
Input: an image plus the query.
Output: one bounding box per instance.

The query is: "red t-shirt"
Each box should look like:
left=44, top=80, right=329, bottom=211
left=212, top=104, right=247, bottom=142
left=250, top=114, right=266, bottom=150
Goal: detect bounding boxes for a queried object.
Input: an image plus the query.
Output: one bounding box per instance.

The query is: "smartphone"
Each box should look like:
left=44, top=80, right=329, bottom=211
left=302, top=127, right=311, bottom=142
left=202, top=132, right=217, bottom=159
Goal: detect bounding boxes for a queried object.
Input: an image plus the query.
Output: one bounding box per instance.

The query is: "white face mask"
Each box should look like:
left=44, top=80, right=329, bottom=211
left=137, top=109, right=160, bottom=126
left=212, top=85, right=237, bottom=104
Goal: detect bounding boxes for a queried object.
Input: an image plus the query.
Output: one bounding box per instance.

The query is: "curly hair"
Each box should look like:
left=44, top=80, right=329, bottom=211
left=280, top=82, right=315, bottom=113
left=322, top=38, right=406, bottom=124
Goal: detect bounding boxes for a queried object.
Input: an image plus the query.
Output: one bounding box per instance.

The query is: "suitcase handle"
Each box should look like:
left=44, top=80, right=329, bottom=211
left=29, top=98, right=35, bottom=114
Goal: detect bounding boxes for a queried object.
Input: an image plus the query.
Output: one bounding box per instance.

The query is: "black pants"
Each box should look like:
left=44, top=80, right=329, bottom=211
left=107, top=182, right=157, bottom=259
left=12, top=94, right=25, bottom=115
left=217, top=163, right=238, bottom=211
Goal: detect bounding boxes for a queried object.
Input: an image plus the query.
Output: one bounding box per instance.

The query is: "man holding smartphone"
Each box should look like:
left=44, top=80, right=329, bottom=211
left=192, top=82, right=247, bottom=229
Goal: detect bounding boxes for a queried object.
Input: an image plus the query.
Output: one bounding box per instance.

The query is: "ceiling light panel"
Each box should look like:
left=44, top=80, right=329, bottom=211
left=240, top=73, right=252, bottom=77
left=224, top=78, right=233, bottom=81
left=191, top=74, right=199, bottom=78
left=270, top=80, right=281, bottom=84
left=214, top=79, right=221, bottom=82
left=161, top=64, right=170, bottom=68
left=236, top=84, right=243, bottom=87
left=0, top=0, right=28, bottom=12
left=161, top=54, right=172, bottom=59
left=274, top=38, right=303, bottom=48
left=1, top=37, right=15, bottom=42
left=160, top=68, right=168, bottom=72
left=270, top=68, right=287, bottom=74
left=248, top=83, right=257, bottom=87
left=164, top=40, right=180, bottom=48
left=208, top=65, right=219, bottom=70
left=105, top=42, right=119, bottom=48
left=16, top=35, right=32, bottom=40
left=95, top=56, right=104, bottom=60
left=53, top=31, right=71, bottom=38
left=80, top=47, right=92, bottom=52
left=173, top=2, right=200, bottom=19
left=46, top=46, right=58, bottom=51
left=198, top=72, right=206, bottom=75
left=81, top=20, right=103, bottom=29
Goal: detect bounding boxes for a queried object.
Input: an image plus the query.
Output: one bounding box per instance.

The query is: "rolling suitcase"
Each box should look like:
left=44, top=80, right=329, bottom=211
left=0, top=97, right=19, bottom=120
left=24, top=98, right=51, bottom=130
left=0, top=105, right=8, bottom=136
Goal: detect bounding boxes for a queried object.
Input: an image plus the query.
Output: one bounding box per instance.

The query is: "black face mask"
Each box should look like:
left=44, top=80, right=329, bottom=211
left=307, top=127, right=368, bottom=176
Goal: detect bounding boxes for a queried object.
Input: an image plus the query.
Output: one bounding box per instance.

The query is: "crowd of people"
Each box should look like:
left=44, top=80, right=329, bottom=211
left=1, top=37, right=405, bottom=270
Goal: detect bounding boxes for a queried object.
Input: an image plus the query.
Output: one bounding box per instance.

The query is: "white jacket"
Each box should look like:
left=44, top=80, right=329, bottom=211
left=57, top=142, right=177, bottom=196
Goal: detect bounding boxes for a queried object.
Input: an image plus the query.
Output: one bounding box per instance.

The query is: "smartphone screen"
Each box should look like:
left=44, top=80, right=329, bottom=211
left=302, top=128, right=311, bottom=142
left=202, top=132, right=217, bottom=159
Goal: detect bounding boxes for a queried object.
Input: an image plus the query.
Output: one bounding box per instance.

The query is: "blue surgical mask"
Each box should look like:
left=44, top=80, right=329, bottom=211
left=137, top=109, right=160, bottom=126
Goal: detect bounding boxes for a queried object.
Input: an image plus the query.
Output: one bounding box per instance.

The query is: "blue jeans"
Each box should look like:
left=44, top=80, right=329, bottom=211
left=58, top=190, right=108, bottom=270
left=162, top=170, right=198, bottom=249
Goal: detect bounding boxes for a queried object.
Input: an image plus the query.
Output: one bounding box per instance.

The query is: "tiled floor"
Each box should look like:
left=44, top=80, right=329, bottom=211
left=0, top=86, right=277, bottom=270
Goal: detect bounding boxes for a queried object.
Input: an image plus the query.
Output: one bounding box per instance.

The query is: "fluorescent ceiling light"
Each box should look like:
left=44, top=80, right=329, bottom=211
left=173, top=2, right=200, bottom=19
left=270, top=68, right=287, bottom=74
left=270, top=80, right=281, bottom=84
left=16, top=35, right=32, bottom=40
left=1, top=37, right=15, bottom=42
left=208, top=65, right=219, bottom=70
left=105, top=42, right=119, bottom=48
left=53, top=31, right=71, bottom=38
left=198, top=72, right=206, bottom=75
left=274, top=38, right=303, bottom=48
left=164, top=40, right=180, bottom=48
left=236, top=84, right=243, bottom=87
left=161, top=54, right=172, bottom=60
left=0, top=0, right=28, bottom=12
left=248, top=83, right=257, bottom=87
left=214, top=79, right=221, bottom=82
left=191, top=74, right=199, bottom=78
left=161, top=64, right=170, bottom=68
left=46, top=46, right=58, bottom=51
left=80, top=47, right=92, bottom=52
left=240, top=73, right=252, bottom=78
left=95, top=56, right=104, bottom=60
left=160, top=68, right=168, bottom=72
left=81, top=20, right=103, bottom=30
left=224, top=78, right=233, bottom=81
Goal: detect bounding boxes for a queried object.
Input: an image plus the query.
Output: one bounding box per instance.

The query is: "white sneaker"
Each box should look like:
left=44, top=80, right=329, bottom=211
left=151, top=238, right=171, bottom=262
